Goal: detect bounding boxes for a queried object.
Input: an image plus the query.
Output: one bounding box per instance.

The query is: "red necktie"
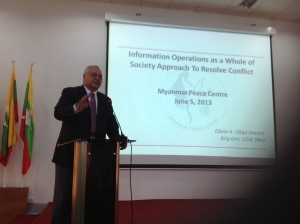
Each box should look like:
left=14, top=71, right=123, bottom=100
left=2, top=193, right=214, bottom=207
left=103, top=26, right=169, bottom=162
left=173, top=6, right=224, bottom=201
left=89, top=92, right=96, bottom=137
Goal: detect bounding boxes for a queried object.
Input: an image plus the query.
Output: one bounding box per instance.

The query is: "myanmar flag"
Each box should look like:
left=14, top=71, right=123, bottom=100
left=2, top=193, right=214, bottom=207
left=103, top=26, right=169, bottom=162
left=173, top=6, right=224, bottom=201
left=0, top=62, right=19, bottom=167
left=20, top=64, right=35, bottom=175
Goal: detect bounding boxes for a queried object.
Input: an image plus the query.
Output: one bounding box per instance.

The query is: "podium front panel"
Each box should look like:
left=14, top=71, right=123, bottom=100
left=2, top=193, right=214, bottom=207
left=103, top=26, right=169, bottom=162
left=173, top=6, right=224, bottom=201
left=72, top=140, right=120, bottom=224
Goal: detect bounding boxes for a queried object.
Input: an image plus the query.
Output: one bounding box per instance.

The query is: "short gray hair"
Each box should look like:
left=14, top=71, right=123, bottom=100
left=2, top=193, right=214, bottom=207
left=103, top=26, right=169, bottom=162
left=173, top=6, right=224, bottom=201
left=84, top=65, right=100, bottom=74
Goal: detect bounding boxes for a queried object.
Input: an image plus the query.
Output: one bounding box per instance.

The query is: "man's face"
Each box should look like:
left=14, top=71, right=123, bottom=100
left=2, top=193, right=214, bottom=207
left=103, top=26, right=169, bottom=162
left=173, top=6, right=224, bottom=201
left=83, top=67, right=103, bottom=92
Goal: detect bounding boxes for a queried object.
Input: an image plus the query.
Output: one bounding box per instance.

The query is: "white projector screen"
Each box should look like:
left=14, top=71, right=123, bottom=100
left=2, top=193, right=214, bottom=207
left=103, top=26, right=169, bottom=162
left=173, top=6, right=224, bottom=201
left=106, top=21, right=276, bottom=168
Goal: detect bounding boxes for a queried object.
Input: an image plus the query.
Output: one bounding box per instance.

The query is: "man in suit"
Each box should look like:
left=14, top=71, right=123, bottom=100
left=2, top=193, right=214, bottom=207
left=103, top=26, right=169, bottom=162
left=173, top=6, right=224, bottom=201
left=51, top=65, right=126, bottom=224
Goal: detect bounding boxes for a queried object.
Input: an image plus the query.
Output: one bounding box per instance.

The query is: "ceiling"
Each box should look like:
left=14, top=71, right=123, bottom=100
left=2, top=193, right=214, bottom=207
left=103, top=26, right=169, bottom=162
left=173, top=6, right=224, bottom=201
left=83, top=0, right=300, bottom=23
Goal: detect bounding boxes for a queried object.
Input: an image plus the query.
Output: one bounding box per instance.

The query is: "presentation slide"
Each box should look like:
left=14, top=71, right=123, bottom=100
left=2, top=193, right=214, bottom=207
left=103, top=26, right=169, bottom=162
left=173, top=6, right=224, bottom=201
left=107, top=21, right=276, bottom=167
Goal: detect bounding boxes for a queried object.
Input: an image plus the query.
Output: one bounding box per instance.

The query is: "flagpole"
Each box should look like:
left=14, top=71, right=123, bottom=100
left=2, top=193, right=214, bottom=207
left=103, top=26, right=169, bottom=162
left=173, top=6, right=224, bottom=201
left=3, top=167, right=7, bottom=188
left=7, top=60, right=14, bottom=189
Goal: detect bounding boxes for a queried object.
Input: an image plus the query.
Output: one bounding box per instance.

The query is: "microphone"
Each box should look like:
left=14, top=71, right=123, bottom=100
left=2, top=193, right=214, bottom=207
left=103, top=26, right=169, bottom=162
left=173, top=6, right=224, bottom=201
left=108, top=98, right=128, bottom=141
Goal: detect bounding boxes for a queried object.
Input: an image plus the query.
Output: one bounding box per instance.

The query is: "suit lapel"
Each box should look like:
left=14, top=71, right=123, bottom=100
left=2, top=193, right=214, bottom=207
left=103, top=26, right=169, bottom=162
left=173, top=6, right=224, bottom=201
left=78, top=85, right=91, bottom=116
left=79, top=85, right=87, bottom=98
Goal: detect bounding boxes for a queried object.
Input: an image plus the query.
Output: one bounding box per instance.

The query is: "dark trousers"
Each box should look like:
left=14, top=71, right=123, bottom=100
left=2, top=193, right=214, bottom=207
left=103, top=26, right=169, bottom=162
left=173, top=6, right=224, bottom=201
left=51, top=164, right=73, bottom=224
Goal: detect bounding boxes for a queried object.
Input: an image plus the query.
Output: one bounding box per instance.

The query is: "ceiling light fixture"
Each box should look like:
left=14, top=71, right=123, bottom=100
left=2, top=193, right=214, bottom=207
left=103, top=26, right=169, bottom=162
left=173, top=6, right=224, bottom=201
left=239, top=0, right=258, bottom=9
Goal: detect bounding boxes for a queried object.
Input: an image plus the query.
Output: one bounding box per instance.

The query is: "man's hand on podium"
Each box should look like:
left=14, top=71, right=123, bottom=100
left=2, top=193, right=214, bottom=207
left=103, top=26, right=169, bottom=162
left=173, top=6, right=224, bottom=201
left=120, top=140, right=127, bottom=150
left=119, top=134, right=128, bottom=150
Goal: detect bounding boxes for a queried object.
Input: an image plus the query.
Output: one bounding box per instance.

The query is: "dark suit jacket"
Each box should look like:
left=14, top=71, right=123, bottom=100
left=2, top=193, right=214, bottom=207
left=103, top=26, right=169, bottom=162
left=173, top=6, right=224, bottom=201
left=52, top=85, right=120, bottom=168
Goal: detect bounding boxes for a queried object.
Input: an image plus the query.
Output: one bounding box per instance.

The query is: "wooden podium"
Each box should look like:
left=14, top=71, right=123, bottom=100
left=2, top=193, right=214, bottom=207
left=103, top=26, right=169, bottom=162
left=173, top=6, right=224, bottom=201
left=71, top=139, right=121, bottom=224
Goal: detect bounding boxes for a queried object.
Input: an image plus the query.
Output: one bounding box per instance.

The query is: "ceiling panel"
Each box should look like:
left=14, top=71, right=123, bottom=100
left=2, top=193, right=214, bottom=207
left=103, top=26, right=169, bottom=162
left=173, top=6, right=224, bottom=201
left=256, top=0, right=296, bottom=12
left=83, top=0, right=300, bottom=22
left=201, top=0, right=235, bottom=7
left=142, top=0, right=171, bottom=8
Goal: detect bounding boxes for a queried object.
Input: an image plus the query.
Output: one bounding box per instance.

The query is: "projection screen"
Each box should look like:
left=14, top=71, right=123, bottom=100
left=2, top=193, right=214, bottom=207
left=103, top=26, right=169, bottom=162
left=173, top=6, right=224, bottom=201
left=106, top=21, right=276, bottom=168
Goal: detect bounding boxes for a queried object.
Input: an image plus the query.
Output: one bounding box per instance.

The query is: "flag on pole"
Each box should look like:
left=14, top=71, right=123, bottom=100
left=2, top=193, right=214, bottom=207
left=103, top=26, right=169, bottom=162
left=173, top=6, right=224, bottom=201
left=0, top=62, right=19, bottom=167
left=20, top=64, right=35, bottom=175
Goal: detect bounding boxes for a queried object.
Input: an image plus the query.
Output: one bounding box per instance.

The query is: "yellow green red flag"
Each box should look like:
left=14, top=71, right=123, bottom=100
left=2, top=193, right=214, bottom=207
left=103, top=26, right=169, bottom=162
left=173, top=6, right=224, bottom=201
left=20, top=64, right=35, bottom=175
left=0, top=62, right=19, bottom=167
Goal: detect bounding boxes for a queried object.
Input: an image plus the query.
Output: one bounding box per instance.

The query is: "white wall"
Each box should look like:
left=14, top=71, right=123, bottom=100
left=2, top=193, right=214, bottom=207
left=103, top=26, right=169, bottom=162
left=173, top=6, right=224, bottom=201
left=0, top=0, right=299, bottom=203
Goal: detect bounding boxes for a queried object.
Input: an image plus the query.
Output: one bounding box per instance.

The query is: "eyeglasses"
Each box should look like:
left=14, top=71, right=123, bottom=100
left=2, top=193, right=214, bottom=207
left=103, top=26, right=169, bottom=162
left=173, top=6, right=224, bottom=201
left=88, top=73, right=103, bottom=80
